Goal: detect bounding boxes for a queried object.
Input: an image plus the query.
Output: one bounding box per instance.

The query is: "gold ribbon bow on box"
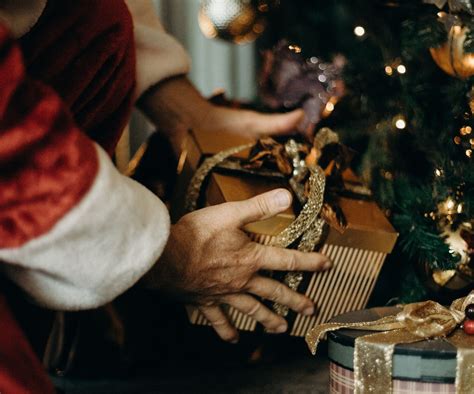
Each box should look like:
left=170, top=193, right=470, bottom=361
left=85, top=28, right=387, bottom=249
left=185, top=128, right=360, bottom=316
left=306, top=291, right=474, bottom=394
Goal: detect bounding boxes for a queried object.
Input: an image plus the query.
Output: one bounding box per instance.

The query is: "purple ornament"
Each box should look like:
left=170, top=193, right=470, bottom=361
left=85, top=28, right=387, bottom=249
left=259, top=40, right=345, bottom=135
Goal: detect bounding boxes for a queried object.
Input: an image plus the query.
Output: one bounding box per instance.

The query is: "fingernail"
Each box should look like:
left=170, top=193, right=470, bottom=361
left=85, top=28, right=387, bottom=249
left=273, top=190, right=291, bottom=208
left=323, top=260, right=333, bottom=270
left=275, top=324, right=287, bottom=333
left=303, top=306, right=315, bottom=316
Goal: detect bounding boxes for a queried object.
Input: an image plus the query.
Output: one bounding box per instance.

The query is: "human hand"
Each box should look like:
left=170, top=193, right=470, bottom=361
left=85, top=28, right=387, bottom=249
left=198, top=105, right=309, bottom=140
left=138, top=77, right=310, bottom=157
left=145, top=189, right=331, bottom=343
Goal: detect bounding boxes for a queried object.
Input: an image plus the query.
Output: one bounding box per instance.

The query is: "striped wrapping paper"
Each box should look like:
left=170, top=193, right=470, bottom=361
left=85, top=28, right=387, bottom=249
left=187, top=239, right=387, bottom=337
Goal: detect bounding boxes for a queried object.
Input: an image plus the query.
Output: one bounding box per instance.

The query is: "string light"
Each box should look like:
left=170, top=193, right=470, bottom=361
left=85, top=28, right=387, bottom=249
left=325, top=102, right=335, bottom=112
left=322, top=97, right=338, bottom=118
left=437, top=196, right=466, bottom=222
left=446, top=198, right=455, bottom=210
left=397, top=64, right=406, bottom=74
left=454, top=136, right=462, bottom=144
left=354, top=26, right=365, bottom=37
left=384, top=62, right=406, bottom=77
left=393, top=115, right=407, bottom=130
left=395, top=119, right=406, bottom=129
left=380, top=169, right=393, bottom=180
left=467, top=149, right=473, bottom=158
left=288, top=44, right=301, bottom=53
left=385, top=66, right=393, bottom=76
left=460, top=126, right=472, bottom=135
left=435, top=168, right=443, bottom=177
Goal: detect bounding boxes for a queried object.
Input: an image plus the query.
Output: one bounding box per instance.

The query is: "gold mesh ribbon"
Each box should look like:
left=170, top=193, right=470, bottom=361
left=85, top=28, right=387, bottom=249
left=306, top=291, right=474, bottom=394
left=184, top=143, right=254, bottom=213
left=185, top=134, right=332, bottom=317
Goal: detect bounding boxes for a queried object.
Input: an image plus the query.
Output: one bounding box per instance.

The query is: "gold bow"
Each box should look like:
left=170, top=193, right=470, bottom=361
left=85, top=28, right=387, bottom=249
left=306, top=291, right=474, bottom=393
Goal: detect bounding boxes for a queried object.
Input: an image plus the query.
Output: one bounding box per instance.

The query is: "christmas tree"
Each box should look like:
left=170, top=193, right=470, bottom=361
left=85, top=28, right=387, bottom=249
left=257, top=0, right=473, bottom=303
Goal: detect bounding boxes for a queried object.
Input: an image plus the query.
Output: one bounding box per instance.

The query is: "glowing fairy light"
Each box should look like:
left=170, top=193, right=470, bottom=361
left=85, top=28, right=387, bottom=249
left=394, top=116, right=407, bottom=130
left=325, top=102, right=335, bottom=112
left=354, top=26, right=365, bottom=37
left=397, top=64, right=406, bottom=74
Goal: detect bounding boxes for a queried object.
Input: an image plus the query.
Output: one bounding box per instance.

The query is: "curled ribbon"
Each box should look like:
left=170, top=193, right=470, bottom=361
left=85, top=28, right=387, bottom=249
left=306, top=291, right=474, bottom=394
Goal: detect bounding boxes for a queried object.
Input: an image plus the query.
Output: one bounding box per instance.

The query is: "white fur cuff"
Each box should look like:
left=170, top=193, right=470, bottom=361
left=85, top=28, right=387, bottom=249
left=134, top=23, right=191, bottom=98
left=0, top=144, right=170, bottom=310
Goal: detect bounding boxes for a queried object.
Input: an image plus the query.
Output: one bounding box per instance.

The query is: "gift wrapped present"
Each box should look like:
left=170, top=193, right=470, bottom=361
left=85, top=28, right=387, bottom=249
left=173, top=128, right=398, bottom=337
left=307, top=292, right=474, bottom=394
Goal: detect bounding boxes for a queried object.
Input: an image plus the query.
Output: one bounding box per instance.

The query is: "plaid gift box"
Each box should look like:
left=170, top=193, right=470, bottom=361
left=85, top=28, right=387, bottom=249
left=327, top=307, right=458, bottom=393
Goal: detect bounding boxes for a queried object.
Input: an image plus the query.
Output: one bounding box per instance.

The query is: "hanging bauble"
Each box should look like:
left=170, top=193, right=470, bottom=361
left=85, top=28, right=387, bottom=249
left=198, top=0, right=275, bottom=44
left=424, top=0, right=474, bottom=15
left=416, top=222, right=474, bottom=304
left=259, top=41, right=345, bottom=135
left=430, top=24, right=474, bottom=78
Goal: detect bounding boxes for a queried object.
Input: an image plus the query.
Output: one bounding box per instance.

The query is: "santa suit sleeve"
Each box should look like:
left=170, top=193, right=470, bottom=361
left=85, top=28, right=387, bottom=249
left=125, top=0, right=191, bottom=97
left=0, top=25, right=170, bottom=311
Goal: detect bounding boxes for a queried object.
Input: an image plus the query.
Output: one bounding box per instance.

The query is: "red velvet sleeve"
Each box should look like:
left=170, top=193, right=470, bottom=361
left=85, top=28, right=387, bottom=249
left=0, top=294, right=55, bottom=394
left=0, top=20, right=170, bottom=312
left=0, top=24, right=98, bottom=248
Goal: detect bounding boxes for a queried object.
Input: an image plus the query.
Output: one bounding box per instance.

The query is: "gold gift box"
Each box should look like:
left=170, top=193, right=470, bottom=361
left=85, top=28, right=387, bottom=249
left=175, top=129, right=398, bottom=337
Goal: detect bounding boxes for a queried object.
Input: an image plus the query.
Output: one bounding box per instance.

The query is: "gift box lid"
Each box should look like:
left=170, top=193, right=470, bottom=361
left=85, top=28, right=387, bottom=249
left=189, top=129, right=398, bottom=254
left=207, top=173, right=398, bottom=253
left=327, top=307, right=458, bottom=383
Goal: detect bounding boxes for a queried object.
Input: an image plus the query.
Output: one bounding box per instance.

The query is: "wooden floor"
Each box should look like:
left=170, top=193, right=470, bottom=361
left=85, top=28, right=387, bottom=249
left=50, top=292, right=332, bottom=393
left=53, top=354, right=330, bottom=394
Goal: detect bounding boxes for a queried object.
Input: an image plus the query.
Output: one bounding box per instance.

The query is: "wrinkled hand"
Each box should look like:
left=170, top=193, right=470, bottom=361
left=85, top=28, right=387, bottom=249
left=147, top=189, right=331, bottom=343
left=199, top=105, right=308, bottom=140
left=138, top=77, right=310, bottom=156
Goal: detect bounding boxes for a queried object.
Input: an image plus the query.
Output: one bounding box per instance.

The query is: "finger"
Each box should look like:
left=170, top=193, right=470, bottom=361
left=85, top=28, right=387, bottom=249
left=246, top=276, right=315, bottom=316
left=222, top=294, right=288, bottom=334
left=254, top=245, right=332, bottom=271
left=199, top=305, right=239, bottom=344
left=244, top=109, right=305, bottom=136
left=222, top=189, right=293, bottom=226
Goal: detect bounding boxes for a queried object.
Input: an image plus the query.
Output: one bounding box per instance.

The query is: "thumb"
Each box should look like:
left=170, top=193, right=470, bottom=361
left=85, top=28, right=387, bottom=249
left=246, top=109, right=305, bottom=136
left=226, top=189, right=293, bottom=226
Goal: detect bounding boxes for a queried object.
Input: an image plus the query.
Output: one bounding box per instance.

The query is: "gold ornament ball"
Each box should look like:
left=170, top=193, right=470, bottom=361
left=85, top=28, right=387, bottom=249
left=198, top=0, right=272, bottom=44
left=430, top=25, right=474, bottom=79
left=416, top=223, right=474, bottom=304
left=417, top=261, right=473, bottom=304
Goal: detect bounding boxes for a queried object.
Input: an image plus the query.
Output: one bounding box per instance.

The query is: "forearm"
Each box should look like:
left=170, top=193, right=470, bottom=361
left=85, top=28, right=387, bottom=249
left=138, top=76, right=213, bottom=154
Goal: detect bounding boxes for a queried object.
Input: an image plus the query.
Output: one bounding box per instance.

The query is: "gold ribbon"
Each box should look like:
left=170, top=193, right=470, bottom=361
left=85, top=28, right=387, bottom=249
left=306, top=291, right=474, bottom=393
left=184, top=143, right=254, bottom=213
